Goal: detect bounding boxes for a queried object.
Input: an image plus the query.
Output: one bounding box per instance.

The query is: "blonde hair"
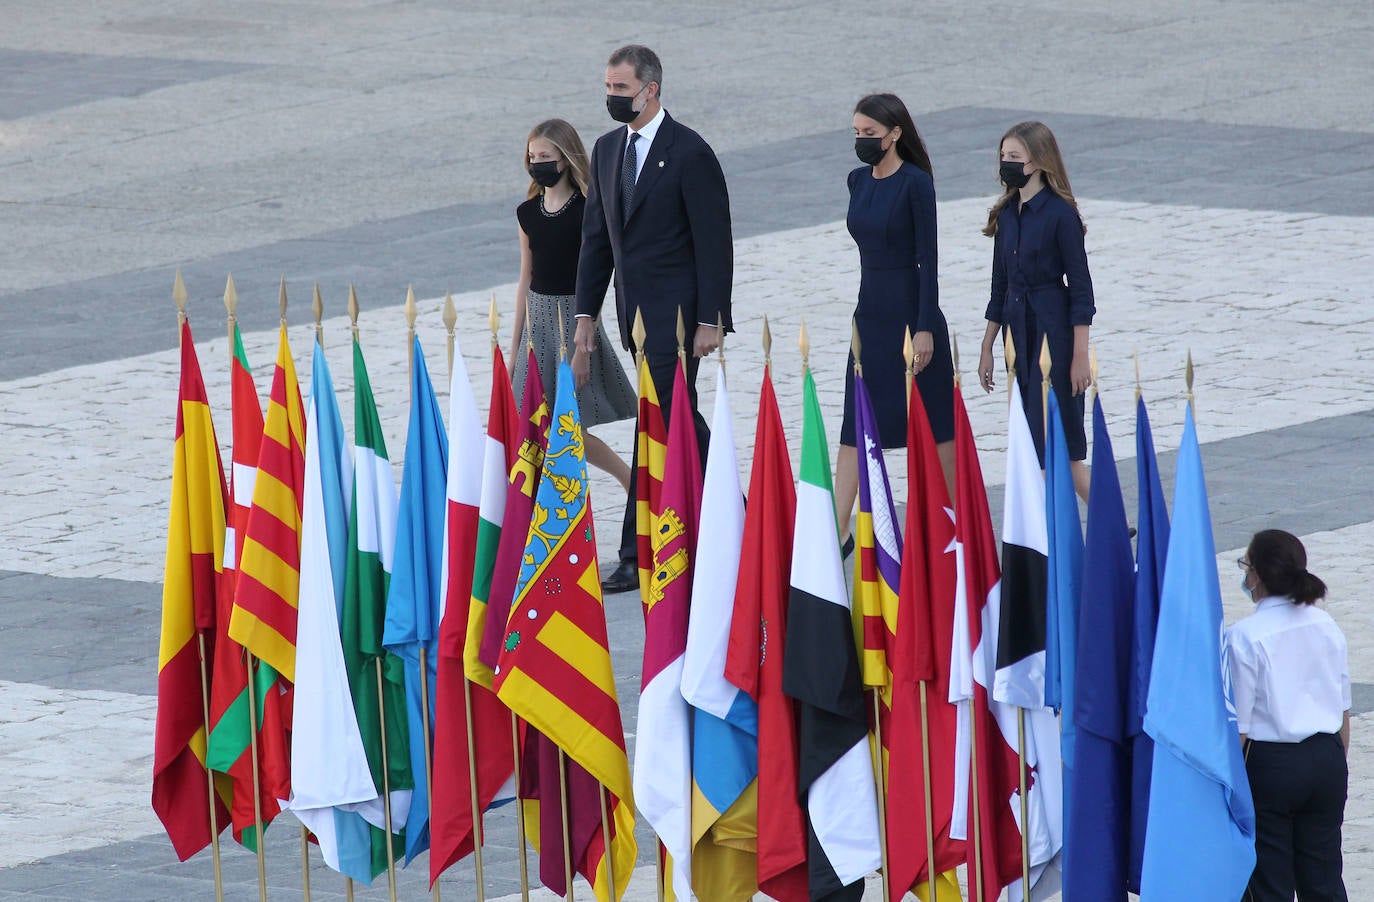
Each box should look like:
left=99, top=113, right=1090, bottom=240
left=525, top=119, right=590, bottom=200
left=982, top=121, right=1085, bottom=237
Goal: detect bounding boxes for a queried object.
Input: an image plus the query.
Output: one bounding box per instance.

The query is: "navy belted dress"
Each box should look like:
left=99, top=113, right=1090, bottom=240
left=986, top=187, right=1096, bottom=461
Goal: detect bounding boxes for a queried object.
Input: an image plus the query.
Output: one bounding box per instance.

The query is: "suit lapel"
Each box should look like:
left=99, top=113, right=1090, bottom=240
left=624, top=113, right=677, bottom=225
left=605, top=128, right=627, bottom=235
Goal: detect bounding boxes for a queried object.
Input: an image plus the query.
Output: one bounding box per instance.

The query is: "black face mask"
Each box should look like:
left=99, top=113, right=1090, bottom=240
left=1000, top=160, right=1031, bottom=189
left=606, top=85, right=647, bottom=123
left=854, top=136, right=888, bottom=166
left=529, top=161, right=563, bottom=189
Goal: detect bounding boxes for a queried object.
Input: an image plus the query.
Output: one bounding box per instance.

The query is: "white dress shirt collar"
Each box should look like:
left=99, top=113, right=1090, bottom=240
left=626, top=106, right=667, bottom=182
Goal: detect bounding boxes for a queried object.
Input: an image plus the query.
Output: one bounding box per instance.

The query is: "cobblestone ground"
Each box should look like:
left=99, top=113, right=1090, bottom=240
left=2, top=0, right=1372, bottom=898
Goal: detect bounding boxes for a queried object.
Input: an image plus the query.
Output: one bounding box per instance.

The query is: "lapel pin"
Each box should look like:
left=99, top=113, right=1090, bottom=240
left=658, top=160, right=665, bottom=168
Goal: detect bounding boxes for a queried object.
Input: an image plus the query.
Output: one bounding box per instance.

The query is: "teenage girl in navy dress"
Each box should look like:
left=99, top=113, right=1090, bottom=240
left=977, top=121, right=1095, bottom=500
left=835, top=94, right=955, bottom=552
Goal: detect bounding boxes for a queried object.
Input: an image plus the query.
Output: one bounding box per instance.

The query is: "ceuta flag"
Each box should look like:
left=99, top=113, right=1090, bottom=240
left=495, top=360, right=637, bottom=902
left=224, top=324, right=304, bottom=841
left=783, top=367, right=880, bottom=901
left=633, top=358, right=701, bottom=902
left=430, top=335, right=516, bottom=886
left=153, top=319, right=231, bottom=861
left=947, top=384, right=1025, bottom=902
left=207, top=323, right=287, bottom=850
left=723, top=364, right=808, bottom=902
left=881, top=380, right=965, bottom=901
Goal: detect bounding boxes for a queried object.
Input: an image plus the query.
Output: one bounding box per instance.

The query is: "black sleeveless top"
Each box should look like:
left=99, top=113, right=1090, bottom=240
left=516, top=191, right=584, bottom=295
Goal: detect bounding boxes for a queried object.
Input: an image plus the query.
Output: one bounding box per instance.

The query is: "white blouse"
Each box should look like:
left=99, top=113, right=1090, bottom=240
left=1224, top=595, right=1350, bottom=743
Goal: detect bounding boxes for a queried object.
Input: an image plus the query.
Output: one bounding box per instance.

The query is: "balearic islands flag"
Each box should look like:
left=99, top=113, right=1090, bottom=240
left=723, top=364, right=808, bottom=902
left=634, top=358, right=702, bottom=902
left=495, top=361, right=637, bottom=902
left=288, top=340, right=379, bottom=882
left=430, top=335, right=516, bottom=886
left=783, top=367, right=880, bottom=901
left=681, top=364, right=759, bottom=902
left=153, top=319, right=231, bottom=861
left=383, top=336, right=449, bottom=863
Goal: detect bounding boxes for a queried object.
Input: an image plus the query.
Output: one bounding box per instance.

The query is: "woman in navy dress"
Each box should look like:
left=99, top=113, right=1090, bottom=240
left=836, top=93, right=955, bottom=553
left=977, top=120, right=1095, bottom=500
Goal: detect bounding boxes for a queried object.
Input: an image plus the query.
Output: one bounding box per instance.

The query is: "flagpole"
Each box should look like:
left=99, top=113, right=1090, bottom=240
left=854, top=323, right=893, bottom=902
left=494, top=297, right=533, bottom=902
left=179, top=271, right=227, bottom=902
left=954, top=332, right=986, bottom=902
left=244, top=653, right=269, bottom=902
left=904, top=328, right=940, bottom=898
left=353, top=290, right=400, bottom=902
left=558, top=748, right=576, bottom=902
left=599, top=783, right=617, bottom=902
left=450, top=291, right=489, bottom=902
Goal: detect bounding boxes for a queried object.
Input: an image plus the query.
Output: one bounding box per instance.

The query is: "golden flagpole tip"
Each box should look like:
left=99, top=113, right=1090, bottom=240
left=487, top=293, right=499, bottom=340
left=172, top=270, right=188, bottom=320
left=951, top=329, right=962, bottom=384
left=761, top=314, right=773, bottom=366
left=1038, top=335, right=1052, bottom=382
left=632, top=308, right=648, bottom=357
left=675, top=306, right=687, bottom=358
left=849, top=319, right=862, bottom=375
left=223, top=273, right=239, bottom=320
left=798, top=319, right=811, bottom=372
left=312, top=283, right=324, bottom=325
left=404, top=285, right=418, bottom=329
left=1134, top=348, right=1142, bottom=401
left=1004, top=328, right=1017, bottom=373
left=1090, top=344, right=1099, bottom=388
left=1185, top=349, right=1195, bottom=401
left=715, top=312, right=726, bottom=367
left=903, top=327, right=914, bottom=374
left=278, top=276, right=288, bottom=325
left=443, top=291, right=457, bottom=331
left=347, top=283, right=360, bottom=339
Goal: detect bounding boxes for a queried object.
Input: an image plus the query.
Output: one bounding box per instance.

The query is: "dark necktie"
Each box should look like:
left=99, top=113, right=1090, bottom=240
left=621, top=132, right=639, bottom=219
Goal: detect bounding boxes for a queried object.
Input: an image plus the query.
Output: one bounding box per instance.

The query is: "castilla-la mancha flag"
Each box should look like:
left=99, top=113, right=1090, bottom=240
left=153, top=318, right=231, bottom=861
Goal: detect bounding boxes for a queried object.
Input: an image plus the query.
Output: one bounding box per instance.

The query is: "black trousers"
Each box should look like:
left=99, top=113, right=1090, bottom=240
left=617, top=351, right=709, bottom=563
left=1245, top=732, right=1348, bottom=902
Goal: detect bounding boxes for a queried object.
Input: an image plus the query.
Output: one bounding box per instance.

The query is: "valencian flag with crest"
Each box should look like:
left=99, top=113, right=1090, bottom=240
left=495, top=360, right=637, bottom=902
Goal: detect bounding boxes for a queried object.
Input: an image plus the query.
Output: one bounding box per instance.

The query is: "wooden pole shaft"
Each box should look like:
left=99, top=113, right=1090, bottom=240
left=196, top=633, right=225, bottom=902
left=598, top=783, right=616, bottom=902
left=557, top=748, right=575, bottom=902
left=511, top=713, right=531, bottom=901
left=918, top=680, right=938, bottom=895
left=968, top=692, right=985, bottom=902
left=301, top=825, right=312, bottom=901
left=244, top=654, right=268, bottom=902
left=1017, top=709, right=1031, bottom=895
left=871, top=691, right=891, bottom=902
left=375, top=657, right=399, bottom=902
left=461, top=675, right=486, bottom=902
left=417, top=647, right=440, bottom=902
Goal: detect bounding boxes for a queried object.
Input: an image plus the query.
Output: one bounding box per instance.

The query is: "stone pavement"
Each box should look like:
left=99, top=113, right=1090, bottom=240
left=2, top=1, right=1373, bottom=899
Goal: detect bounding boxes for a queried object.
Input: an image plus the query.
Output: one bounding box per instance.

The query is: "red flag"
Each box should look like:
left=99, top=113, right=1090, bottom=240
left=950, top=386, right=1025, bottom=901
left=884, top=385, right=965, bottom=899
left=153, top=320, right=231, bottom=860
left=724, top=366, right=808, bottom=902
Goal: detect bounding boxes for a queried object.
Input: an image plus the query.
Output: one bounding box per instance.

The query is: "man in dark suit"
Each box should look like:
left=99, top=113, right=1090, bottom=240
left=574, top=43, right=733, bottom=593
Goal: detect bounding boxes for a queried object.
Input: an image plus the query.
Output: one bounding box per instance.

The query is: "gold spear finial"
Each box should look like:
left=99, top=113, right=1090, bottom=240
left=224, top=273, right=239, bottom=323
left=443, top=291, right=457, bottom=377
left=850, top=319, right=862, bottom=376
left=952, top=329, right=962, bottom=386
left=1185, top=349, right=1195, bottom=406
left=173, top=270, right=188, bottom=324
left=903, top=327, right=914, bottom=406
left=1004, top=327, right=1017, bottom=378
left=676, top=307, right=687, bottom=363
left=524, top=292, right=534, bottom=353
left=347, top=284, right=360, bottom=340
left=312, top=283, right=324, bottom=347
left=762, top=314, right=773, bottom=368
left=486, top=293, right=499, bottom=351
left=1039, top=335, right=1052, bottom=386
left=1134, top=348, right=1142, bottom=402
left=557, top=298, right=568, bottom=362
left=405, top=285, right=417, bottom=372
left=632, top=308, right=647, bottom=369
left=278, top=276, right=288, bottom=326
left=716, top=313, right=726, bottom=370
left=1090, top=343, right=1099, bottom=393
left=799, top=319, right=811, bottom=373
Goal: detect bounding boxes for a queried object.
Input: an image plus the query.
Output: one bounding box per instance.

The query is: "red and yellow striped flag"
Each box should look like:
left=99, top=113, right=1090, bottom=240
left=153, top=319, right=231, bottom=860
left=634, top=356, right=668, bottom=599
left=228, top=324, right=306, bottom=682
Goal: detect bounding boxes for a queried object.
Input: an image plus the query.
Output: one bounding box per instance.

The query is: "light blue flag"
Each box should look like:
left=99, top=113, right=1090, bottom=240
left=1141, top=403, right=1255, bottom=900
left=383, top=337, right=449, bottom=864
left=1129, top=395, right=1169, bottom=893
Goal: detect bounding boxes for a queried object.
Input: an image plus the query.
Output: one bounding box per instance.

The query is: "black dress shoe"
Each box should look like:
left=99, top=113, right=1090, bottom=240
left=601, top=559, right=639, bottom=594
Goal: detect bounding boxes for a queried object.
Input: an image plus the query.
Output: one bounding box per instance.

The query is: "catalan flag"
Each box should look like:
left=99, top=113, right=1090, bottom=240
left=723, top=364, right=807, bottom=902
left=681, top=364, right=759, bottom=902
left=207, top=323, right=288, bottom=849
left=153, top=319, right=231, bottom=861
left=431, top=335, right=517, bottom=885
left=495, top=360, right=636, bottom=902
left=382, top=338, right=449, bottom=862
left=783, top=367, right=880, bottom=900
left=224, top=324, right=304, bottom=835
left=633, top=353, right=668, bottom=600
left=633, top=358, right=701, bottom=901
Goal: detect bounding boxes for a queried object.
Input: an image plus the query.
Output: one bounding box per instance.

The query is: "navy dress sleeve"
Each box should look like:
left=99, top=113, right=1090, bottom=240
left=1056, top=209, right=1095, bottom=326
left=908, top=171, right=938, bottom=333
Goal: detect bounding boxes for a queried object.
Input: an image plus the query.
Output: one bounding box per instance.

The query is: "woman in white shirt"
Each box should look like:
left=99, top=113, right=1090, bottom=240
left=1226, top=529, right=1350, bottom=902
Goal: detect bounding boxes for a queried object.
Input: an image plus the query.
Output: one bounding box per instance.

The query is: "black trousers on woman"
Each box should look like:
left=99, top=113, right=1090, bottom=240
left=1245, top=732, right=1348, bottom=901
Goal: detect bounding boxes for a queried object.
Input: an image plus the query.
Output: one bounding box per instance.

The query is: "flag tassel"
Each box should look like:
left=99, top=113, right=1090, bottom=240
left=196, top=632, right=226, bottom=902
left=244, top=653, right=269, bottom=902
left=418, top=647, right=441, bottom=902
left=300, top=825, right=312, bottom=901
left=375, top=657, right=400, bottom=902
left=918, top=681, right=938, bottom=895
left=871, top=691, right=892, bottom=902
left=599, top=783, right=616, bottom=902
left=557, top=748, right=576, bottom=902
left=461, top=674, right=486, bottom=901
left=511, top=713, right=531, bottom=900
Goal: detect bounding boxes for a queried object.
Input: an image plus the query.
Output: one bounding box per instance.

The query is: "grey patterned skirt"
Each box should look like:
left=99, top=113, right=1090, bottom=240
left=512, top=290, right=636, bottom=427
